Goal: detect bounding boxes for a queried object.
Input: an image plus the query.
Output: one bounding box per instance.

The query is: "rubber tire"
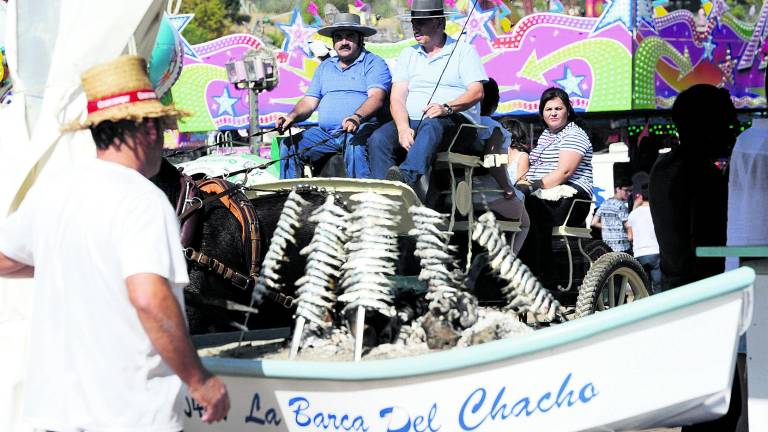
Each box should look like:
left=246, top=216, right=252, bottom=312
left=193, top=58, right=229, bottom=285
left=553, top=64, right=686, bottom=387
left=575, top=252, right=650, bottom=318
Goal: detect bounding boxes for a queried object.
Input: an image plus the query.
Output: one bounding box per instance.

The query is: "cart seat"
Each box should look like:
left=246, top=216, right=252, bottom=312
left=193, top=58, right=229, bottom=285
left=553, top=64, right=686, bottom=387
left=552, top=198, right=594, bottom=239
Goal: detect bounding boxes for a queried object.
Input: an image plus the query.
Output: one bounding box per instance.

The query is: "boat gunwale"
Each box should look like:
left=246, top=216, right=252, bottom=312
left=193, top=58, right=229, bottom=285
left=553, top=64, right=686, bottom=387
left=202, top=267, right=755, bottom=381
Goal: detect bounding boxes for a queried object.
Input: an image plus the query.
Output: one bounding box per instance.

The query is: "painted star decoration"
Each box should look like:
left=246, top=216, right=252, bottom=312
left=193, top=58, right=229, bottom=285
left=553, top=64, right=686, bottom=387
left=214, top=86, right=239, bottom=117
left=278, top=9, right=318, bottom=58
left=702, top=36, right=718, bottom=62
left=168, top=14, right=202, bottom=62
left=555, top=66, right=586, bottom=97
left=452, top=2, right=496, bottom=43
left=592, top=0, right=633, bottom=34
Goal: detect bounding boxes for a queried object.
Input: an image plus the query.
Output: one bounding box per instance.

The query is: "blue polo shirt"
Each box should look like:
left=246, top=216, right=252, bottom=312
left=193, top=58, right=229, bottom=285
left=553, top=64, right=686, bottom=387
left=393, top=35, right=487, bottom=123
left=306, top=50, right=392, bottom=131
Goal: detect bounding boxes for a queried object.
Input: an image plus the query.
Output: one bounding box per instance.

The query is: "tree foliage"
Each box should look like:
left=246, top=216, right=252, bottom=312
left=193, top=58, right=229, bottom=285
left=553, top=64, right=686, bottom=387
left=222, top=0, right=252, bottom=24
left=180, top=0, right=239, bottom=44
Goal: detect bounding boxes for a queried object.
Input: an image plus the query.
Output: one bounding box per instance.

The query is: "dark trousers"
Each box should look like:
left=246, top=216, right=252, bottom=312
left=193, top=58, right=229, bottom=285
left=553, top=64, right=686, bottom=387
left=637, top=253, right=662, bottom=294
left=368, top=116, right=463, bottom=186
left=517, top=184, right=591, bottom=280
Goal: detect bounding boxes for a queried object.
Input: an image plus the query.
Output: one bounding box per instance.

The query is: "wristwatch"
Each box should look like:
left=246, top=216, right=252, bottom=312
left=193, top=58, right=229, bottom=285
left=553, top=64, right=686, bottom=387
left=443, top=103, right=454, bottom=116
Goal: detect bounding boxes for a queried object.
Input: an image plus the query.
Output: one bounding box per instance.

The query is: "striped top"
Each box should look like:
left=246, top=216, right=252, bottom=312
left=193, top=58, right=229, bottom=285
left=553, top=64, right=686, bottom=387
left=528, top=121, right=593, bottom=195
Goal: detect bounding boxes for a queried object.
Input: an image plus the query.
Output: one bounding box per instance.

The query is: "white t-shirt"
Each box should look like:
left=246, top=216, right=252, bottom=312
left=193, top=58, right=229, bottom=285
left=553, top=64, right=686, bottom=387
left=627, top=204, right=659, bottom=258
left=0, top=159, right=189, bottom=432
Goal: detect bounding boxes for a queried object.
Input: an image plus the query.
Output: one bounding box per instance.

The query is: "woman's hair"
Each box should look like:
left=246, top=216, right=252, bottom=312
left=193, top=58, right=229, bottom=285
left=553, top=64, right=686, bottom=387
left=481, top=77, right=500, bottom=116
left=501, top=118, right=530, bottom=153
left=538, top=87, right=577, bottom=123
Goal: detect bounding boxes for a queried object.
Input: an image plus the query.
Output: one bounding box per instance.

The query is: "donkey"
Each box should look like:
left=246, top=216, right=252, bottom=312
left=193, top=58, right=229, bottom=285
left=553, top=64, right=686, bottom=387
left=151, top=159, right=344, bottom=333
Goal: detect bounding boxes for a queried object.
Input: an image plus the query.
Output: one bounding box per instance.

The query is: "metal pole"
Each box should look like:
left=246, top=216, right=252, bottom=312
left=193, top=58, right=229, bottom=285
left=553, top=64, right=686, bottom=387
left=249, top=85, right=259, bottom=154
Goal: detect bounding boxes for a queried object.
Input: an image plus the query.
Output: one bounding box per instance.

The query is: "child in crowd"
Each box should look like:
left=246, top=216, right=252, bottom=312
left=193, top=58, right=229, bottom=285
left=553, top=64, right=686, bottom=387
left=626, top=172, right=662, bottom=293
left=473, top=78, right=530, bottom=253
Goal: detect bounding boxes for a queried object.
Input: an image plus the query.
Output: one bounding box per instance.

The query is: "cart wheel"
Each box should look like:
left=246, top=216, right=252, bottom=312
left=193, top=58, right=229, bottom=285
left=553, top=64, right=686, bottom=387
left=575, top=252, right=650, bottom=318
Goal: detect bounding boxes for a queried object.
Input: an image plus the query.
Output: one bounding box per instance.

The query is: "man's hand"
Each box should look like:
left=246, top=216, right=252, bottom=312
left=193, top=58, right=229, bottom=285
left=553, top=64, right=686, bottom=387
left=189, top=375, right=230, bottom=423
left=398, top=128, right=415, bottom=151
left=423, top=103, right=450, bottom=119
left=276, top=114, right=295, bottom=133
left=341, top=115, right=360, bottom=133
left=127, top=274, right=231, bottom=424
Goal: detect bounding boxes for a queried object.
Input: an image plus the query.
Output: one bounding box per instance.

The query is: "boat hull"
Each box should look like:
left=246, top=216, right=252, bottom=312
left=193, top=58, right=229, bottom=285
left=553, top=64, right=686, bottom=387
left=183, top=268, right=754, bottom=432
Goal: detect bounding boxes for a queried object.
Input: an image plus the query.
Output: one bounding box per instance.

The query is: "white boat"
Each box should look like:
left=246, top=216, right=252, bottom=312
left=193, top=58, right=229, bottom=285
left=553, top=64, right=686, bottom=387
left=183, top=267, right=754, bottom=432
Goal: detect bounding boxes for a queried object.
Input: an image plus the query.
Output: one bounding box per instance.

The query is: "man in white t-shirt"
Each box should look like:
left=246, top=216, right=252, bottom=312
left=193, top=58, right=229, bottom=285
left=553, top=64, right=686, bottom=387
left=0, top=55, right=229, bottom=431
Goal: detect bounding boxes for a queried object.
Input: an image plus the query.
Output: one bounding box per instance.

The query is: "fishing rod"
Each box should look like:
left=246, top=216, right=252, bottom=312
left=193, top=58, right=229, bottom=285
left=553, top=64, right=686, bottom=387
left=413, top=0, right=480, bottom=138
left=204, top=130, right=348, bottom=184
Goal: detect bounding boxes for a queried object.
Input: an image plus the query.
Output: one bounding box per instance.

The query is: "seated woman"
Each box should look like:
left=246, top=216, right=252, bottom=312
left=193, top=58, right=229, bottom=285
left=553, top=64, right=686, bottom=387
left=517, top=87, right=593, bottom=280
left=471, top=81, right=531, bottom=253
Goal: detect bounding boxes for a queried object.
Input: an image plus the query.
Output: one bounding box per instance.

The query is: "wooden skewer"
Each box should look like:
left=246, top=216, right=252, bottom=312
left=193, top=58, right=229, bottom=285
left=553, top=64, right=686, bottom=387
left=354, top=306, right=365, bottom=362
left=289, top=316, right=306, bottom=360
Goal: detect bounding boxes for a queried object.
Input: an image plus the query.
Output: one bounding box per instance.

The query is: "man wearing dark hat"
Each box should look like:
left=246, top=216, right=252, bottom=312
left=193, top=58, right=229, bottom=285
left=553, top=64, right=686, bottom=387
left=367, top=0, right=488, bottom=188
left=0, top=56, right=229, bottom=430
left=277, top=13, right=391, bottom=179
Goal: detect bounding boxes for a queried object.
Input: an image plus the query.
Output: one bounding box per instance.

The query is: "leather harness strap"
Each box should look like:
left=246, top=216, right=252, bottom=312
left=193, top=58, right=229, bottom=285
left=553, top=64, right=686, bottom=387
left=184, top=248, right=293, bottom=308
left=178, top=178, right=293, bottom=309
left=176, top=173, right=202, bottom=248
left=179, top=181, right=243, bottom=222
left=196, top=179, right=261, bottom=277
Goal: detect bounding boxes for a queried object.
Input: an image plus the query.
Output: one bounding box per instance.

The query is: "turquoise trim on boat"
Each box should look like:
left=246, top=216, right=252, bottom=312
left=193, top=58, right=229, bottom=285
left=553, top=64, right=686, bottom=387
left=697, top=246, right=768, bottom=258
left=203, top=267, right=755, bottom=380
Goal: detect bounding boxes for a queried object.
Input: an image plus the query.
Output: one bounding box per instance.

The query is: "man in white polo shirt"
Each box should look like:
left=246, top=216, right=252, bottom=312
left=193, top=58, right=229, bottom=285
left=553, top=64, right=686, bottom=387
left=368, top=0, right=487, bottom=188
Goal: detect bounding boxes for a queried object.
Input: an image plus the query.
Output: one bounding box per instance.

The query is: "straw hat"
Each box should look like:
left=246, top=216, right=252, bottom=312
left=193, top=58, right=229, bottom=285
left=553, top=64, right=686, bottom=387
left=399, top=0, right=458, bottom=20
left=317, top=13, right=377, bottom=37
left=62, top=55, right=188, bottom=131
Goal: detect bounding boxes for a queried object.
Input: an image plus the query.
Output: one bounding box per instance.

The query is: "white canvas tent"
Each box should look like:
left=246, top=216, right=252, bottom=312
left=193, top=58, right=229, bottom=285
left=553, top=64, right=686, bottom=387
left=0, top=1, right=169, bottom=430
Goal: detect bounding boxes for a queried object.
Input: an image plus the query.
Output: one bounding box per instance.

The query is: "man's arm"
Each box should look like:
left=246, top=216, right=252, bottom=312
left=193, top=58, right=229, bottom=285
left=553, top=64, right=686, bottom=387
left=591, top=214, right=602, bottom=229
left=0, top=252, right=33, bottom=278
left=276, top=96, right=320, bottom=131
left=127, top=273, right=230, bottom=423
left=423, top=81, right=485, bottom=119
left=625, top=222, right=633, bottom=242
left=390, top=82, right=415, bottom=150
left=341, top=88, right=387, bottom=133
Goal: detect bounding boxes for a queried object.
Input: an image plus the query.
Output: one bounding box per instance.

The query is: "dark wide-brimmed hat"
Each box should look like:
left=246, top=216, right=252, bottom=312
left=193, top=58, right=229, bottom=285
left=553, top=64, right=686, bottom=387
left=399, top=0, right=458, bottom=20
left=318, top=13, right=377, bottom=37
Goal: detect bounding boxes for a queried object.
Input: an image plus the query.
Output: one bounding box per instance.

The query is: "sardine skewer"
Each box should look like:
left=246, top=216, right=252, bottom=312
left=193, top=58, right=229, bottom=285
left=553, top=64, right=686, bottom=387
left=354, top=306, right=365, bottom=362
left=290, top=196, right=350, bottom=358
left=289, top=316, right=305, bottom=360
left=340, top=192, right=400, bottom=361
left=473, top=211, right=566, bottom=322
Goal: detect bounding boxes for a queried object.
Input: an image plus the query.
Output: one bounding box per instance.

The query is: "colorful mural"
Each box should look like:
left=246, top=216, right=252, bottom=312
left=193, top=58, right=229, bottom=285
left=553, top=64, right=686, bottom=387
left=168, top=0, right=766, bottom=133
left=635, top=0, right=767, bottom=109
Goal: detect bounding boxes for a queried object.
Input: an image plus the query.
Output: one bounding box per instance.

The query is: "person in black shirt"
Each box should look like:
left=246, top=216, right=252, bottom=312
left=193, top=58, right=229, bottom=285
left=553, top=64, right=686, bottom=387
left=649, top=84, right=737, bottom=290
left=650, top=84, right=745, bottom=432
